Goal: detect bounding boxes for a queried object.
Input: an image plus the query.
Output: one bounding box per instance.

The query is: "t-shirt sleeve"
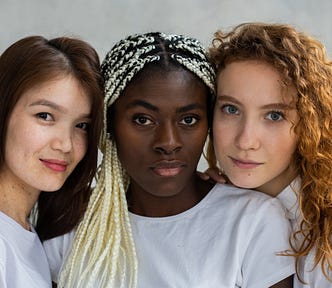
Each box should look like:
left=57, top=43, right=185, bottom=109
left=241, top=198, right=295, bottom=288
left=43, top=230, right=75, bottom=283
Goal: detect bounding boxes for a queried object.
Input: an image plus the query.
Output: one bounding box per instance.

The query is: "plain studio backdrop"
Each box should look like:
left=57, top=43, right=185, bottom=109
left=1, top=0, right=331, bottom=171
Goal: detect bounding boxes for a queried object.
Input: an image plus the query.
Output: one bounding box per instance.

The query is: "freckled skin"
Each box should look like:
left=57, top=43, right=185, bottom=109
left=3, top=76, right=90, bottom=195
left=213, top=60, right=298, bottom=196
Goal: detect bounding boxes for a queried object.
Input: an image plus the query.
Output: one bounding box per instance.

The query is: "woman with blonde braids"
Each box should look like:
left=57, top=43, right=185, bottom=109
left=205, top=22, right=332, bottom=287
left=44, top=32, right=294, bottom=287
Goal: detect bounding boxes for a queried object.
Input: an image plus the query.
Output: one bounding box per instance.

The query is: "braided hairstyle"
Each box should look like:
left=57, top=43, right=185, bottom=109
left=59, top=32, right=215, bottom=288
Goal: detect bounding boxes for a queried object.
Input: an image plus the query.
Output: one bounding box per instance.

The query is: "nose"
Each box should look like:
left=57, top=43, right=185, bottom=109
left=51, top=128, right=73, bottom=153
left=153, top=122, right=182, bottom=155
left=235, top=119, right=261, bottom=151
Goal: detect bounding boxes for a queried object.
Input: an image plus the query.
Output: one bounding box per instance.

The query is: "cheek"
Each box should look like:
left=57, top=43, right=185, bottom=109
left=73, top=136, right=89, bottom=162
left=266, top=128, right=298, bottom=155
left=212, top=121, right=233, bottom=149
left=7, top=126, right=40, bottom=156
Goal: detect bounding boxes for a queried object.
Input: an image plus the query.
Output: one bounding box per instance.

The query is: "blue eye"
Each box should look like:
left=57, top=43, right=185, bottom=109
left=180, top=116, right=198, bottom=126
left=266, top=111, right=284, bottom=121
left=222, top=105, right=239, bottom=115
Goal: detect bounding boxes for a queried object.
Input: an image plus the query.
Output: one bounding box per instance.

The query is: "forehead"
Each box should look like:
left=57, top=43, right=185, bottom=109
left=117, top=69, right=208, bottom=108
left=15, top=76, right=91, bottom=111
left=217, top=60, right=296, bottom=104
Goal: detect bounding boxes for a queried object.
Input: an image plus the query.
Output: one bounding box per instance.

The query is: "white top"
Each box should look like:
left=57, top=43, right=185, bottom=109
left=0, top=211, right=52, bottom=288
left=44, top=184, right=294, bottom=287
left=277, top=178, right=332, bottom=287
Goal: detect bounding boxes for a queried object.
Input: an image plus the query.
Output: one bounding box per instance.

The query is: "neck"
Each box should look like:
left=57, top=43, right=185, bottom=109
left=256, top=166, right=298, bottom=197
left=0, top=170, right=40, bottom=230
left=127, top=176, right=213, bottom=217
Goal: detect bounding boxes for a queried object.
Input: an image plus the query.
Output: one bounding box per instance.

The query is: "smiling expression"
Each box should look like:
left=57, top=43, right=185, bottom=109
left=3, top=76, right=91, bottom=194
left=113, top=69, right=209, bottom=199
left=213, top=60, right=299, bottom=196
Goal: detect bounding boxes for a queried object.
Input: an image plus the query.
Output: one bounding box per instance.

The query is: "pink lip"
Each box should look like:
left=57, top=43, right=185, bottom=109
left=151, top=160, right=186, bottom=177
left=230, top=157, right=263, bottom=169
left=40, top=159, right=68, bottom=172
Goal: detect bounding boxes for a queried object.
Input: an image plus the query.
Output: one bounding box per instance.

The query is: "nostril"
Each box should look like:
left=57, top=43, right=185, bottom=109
left=154, top=145, right=182, bottom=155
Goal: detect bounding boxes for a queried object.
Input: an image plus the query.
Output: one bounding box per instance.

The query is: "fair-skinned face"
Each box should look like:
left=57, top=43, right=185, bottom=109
left=213, top=60, right=299, bottom=196
left=2, top=76, right=91, bottom=195
left=113, top=69, right=209, bottom=216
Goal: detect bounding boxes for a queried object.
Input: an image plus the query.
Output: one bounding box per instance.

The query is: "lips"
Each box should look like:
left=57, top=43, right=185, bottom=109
left=229, top=156, right=263, bottom=169
left=151, top=160, right=186, bottom=177
left=40, top=159, right=68, bottom=172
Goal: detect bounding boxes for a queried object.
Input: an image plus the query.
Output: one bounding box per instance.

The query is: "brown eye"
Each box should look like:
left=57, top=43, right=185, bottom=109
left=180, top=116, right=198, bottom=126
left=133, top=115, right=153, bottom=125
left=37, top=112, right=52, bottom=121
left=76, top=122, right=89, bottom=131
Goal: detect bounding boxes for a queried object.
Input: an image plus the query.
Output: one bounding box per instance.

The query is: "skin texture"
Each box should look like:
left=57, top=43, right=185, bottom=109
left=113, top=69, right=212, bottom=217
left=0, top=76, right=91, bottom=228
left=213, top=60, right=299, bottom=197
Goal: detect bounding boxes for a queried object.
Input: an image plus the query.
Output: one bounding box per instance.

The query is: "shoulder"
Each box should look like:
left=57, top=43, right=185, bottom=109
left=43, top=230, right=75, bottom=260
left=211, top=183, right=285, bottom=215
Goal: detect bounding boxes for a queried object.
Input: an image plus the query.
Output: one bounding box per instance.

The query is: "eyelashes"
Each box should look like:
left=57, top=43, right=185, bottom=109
left=132, top=114, right=200, bottom=126
left=220, top=104, right=286, bottom=122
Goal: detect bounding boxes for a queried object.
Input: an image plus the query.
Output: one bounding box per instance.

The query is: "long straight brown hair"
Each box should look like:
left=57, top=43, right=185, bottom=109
left=0, top=36, right=104, bottom=240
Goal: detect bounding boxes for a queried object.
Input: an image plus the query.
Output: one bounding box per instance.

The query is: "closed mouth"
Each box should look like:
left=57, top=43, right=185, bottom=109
left=151, top=160, right=186, bottom=177
left=229, top=157, right=263, bottom=169
left=40, top=159, right=68, bottom=172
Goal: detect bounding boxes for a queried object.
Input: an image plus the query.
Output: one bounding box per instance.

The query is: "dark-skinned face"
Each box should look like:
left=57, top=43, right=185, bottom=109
left=113, top=69, right=209, bottom=200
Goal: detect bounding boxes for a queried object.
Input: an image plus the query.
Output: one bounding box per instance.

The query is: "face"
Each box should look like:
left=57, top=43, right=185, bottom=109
left=213, top=60, right=299, bottom=196
left=2, top=76, right=91, bottom=194
left=113, top=69, right=209, bottom=198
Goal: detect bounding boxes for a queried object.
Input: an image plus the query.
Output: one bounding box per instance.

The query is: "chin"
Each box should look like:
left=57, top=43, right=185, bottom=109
left=230, top=177, right=258, bottom=190
left=39, top=182, right=65, bottom=192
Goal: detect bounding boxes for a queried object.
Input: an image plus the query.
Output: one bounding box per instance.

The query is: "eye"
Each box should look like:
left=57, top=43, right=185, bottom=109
left=37, top=112, right=53, bottom=121
left=222, top=104, right=239, bottom=115
left=266, top=111, right=284, bottom=121
left=76, top=122, right=90, bottom=131
left=133, top=115, right=153, bottom=125
left=179, top=116, right=198, bottom=126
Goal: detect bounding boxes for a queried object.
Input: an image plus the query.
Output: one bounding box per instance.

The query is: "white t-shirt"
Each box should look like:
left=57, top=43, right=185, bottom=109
left=277, top=178, right=332, bottom=287
left=0, top=211, right=52, bottom=288
left=44, top=184, right=294, bottom=287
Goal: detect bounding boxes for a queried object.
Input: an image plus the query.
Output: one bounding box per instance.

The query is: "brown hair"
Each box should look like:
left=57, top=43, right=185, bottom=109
left=207, top=22, right=332, bottom=280
left=0, top=35, right=104, bottom=240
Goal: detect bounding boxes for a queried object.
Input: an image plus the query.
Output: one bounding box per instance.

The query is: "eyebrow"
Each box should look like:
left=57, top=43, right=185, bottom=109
left=127, top=100, right=205, bottom=113
left=127, top=100, right=158, bottom=112
left=176, top=104, right=205, bottom=113
left=29, top=99, right=91, bottom=118
left=30, top=99, right=64, bottom=111
left=217, top=95, right=292, bottom=110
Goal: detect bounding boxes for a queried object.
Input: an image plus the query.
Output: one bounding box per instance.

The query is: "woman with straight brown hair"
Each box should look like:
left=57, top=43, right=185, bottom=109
left=0, top=35, right=103, bottom=287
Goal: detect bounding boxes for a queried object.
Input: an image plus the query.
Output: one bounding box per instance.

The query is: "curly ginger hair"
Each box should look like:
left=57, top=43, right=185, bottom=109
left=206, top=22, right=332, bottom=280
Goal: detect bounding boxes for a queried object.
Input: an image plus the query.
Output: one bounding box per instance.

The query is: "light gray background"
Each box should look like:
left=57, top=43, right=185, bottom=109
left=1, top=0, right=331, bottom=170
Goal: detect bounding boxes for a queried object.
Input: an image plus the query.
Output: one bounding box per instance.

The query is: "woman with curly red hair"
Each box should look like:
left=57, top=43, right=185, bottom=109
left=206, top=22, right=332, bottom=287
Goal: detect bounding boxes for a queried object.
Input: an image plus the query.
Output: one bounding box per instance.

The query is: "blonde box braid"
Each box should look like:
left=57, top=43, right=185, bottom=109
left=58, top=32, right=215, bottom=288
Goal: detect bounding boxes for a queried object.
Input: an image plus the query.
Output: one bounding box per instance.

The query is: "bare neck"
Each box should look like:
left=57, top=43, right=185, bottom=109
left=0, top=170, right=40, bottom=230
left=127, top=176, right=213, bottom=217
